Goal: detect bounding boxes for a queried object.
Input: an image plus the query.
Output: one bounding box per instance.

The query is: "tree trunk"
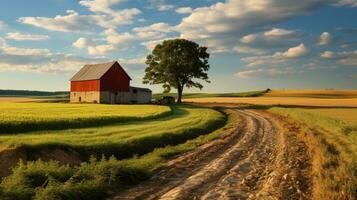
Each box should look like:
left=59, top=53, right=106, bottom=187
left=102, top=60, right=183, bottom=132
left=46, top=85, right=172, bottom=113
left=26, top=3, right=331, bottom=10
left=177, top=86, right=183, bottom=103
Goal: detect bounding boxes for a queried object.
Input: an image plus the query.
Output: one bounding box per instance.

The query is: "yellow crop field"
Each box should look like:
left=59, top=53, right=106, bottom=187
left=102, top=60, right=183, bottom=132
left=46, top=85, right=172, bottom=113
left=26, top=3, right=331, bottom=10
left=0, top=103, right=171, bottom=133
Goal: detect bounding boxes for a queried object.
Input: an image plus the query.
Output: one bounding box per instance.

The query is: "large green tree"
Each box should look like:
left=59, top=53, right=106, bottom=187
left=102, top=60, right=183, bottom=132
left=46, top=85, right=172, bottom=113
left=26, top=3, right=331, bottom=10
left=143, top=39, right=210, bottom=103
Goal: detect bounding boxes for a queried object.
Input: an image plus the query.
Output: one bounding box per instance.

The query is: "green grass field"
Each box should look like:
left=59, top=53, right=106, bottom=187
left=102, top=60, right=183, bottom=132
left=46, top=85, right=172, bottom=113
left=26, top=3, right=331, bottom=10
left=0, top=104, right=225, bottom=158
left=270, top=108, right=357, bottom=199
left=0, top=103, right=232, bottom=200
left=0, top=103, right=171, bottom=134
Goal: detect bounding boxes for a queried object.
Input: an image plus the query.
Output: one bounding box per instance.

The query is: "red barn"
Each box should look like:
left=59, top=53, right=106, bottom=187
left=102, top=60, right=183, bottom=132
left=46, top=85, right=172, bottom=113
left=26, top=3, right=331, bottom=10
left=70, top=61, right=152, bottom=104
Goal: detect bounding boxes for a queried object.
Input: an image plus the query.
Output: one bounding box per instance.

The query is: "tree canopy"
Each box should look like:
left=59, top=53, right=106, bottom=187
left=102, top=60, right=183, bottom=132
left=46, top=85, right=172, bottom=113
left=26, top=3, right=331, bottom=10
left=143, top=39, right=210, bottom=103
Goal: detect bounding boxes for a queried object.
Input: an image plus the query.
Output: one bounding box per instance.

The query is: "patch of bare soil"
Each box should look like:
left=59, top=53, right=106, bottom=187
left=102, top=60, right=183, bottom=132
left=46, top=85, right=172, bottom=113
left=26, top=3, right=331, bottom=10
left=0, top=148, right=27, bottom=177
left=0, top=148, right=81, bottom=177
left=113, top=109, right=312, bottom=200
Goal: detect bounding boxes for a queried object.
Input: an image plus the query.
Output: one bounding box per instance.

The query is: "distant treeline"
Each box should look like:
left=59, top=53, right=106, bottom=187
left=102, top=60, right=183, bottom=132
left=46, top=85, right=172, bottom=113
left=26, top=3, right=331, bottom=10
left=0, top=89, right=69, bottom=97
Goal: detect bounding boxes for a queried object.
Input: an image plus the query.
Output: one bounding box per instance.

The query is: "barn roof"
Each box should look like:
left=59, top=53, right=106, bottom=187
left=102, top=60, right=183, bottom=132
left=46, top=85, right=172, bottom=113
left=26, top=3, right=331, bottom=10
left=70, top=61, right=131, bottom=81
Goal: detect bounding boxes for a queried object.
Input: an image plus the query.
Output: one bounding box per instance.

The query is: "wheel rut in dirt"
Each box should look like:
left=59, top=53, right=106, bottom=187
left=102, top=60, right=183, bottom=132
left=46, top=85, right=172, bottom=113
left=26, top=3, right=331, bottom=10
left=114, top=109, right=311, bottom=200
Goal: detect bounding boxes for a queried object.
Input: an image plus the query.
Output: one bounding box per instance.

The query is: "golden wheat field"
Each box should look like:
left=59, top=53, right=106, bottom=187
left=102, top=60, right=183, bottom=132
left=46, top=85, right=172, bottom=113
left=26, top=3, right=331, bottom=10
left=185, top=90, right=357, bottom=107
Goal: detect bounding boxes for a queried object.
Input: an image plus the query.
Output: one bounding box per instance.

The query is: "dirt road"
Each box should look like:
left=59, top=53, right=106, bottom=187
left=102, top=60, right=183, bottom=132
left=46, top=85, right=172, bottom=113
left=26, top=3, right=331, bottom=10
left=114, top=109, right=312, bottom=200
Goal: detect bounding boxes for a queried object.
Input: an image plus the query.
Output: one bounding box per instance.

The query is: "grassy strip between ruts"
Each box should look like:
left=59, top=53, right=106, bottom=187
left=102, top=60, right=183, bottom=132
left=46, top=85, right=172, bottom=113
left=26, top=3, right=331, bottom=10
left=270, top=108, right=357, bottom=200
left=0, top=103, right=171, bottom=134
left=0, top=109, right=239, bottom=200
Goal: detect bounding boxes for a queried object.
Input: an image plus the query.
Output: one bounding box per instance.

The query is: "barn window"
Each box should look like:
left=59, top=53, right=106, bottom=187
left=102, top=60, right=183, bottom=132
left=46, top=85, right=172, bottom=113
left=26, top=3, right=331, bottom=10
left=79, top=97, right=82, bottom=102
left=133, top=89, right=137, bottom=94
left=115, top=92, right=118, bottom=96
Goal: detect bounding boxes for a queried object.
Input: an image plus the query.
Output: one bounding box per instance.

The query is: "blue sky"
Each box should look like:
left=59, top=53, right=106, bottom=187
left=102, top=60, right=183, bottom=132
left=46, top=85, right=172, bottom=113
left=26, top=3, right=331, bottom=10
left=0, top=0, right=356, bottom=93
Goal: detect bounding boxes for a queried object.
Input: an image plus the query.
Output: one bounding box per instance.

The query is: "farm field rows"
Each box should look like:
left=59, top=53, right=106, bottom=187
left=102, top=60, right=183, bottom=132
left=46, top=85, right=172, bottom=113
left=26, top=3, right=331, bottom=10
left=0, top=103, right=171, bottom=133
left=184, top=89, right=357, bottom=107
left=0, top=103, right=230, bottom=200
left=0, top=104, right=225, bottom=158
left=185, top=96, right=357, bottom=107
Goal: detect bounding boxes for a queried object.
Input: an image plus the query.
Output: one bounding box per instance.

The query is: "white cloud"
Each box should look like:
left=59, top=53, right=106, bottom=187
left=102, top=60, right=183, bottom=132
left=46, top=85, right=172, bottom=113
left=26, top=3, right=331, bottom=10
left=176, top=0, right=346, bottom=51
left=0, top=37, right=103, bottom=73
left=264, top=28, right=299, bottom=39
left=106, top=31, right=136, bottom=45
left=242, top=43, right=308, bottom=67
left=0, top=20, right=6, bottom=29
left=240, top=34, right=257, bottom=44
left=18, top=6, right=141, bottom=33
left=281, top=43, right=308, bottom=58
left=79, top=0, right=127, bottom=14
left=87, top=44, right=116, bottom=55
left=317, top=32, right=332, bottom=46
left=235, top=67, right=302, bottom=78
left=321, top=51, right=335, bottom=59
left=73, top=37, right=92, bottom=49
left=132, top=22, right=175, bottom=40
left=6, top=32, right=50, bottom=41
left=233, top=46, right=265, bottom=55
left=2, top=47, right=52, bottom=56
left=18, top=10, right=98, bottom=33
left=176, top=7, right=193, bottom=14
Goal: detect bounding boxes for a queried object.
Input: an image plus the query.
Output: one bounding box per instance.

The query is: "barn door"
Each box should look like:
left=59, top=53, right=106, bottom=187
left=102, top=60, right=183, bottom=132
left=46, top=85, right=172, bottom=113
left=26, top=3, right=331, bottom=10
left=110, top=92, right=115, bottom=104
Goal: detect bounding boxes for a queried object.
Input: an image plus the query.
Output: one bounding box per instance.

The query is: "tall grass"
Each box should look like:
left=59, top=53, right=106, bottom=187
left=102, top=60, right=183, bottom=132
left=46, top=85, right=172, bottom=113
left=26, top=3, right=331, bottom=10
left=270, top=108, right=357, bottom=200
left=0, top=109, right=239, bottom=200
left=0, top=103, right=171, bottom=134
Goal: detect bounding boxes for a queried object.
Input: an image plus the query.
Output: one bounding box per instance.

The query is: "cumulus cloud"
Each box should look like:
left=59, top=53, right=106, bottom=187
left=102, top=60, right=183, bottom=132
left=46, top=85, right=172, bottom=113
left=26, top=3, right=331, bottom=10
left=175, top=0, right=355, bottom=51
left=235, top=67, right=302, bottom=78
left=6, top=32, right=50, bottom=41
left=79, top=0, right=127, bottom=14
left=132, top=22, right=175, bottom=40
left=176, top=7, right=193, bottom=14
left=321, top=51, right=335, bottom=59
left=87, top=44, right=116, bottom=55
left=281, top=43, right=308, bottom=58
left=73, top=37, right=92, bottom=49
left=317, top=32, right=332, bottom=46
left=106, top=31, right=136, bottom=45
left=0, top=37, right=103, bottom=73
left=18, top=7, right=141, bottom=33
left=233, top=46, right=265, bottom=55
left=242, top=43, right=308, bottom=67
left=263, top=28, right=299, bottom=39
left=240, top=34, right=257, bottom=44
left=177, top=1, right=321, bottom=45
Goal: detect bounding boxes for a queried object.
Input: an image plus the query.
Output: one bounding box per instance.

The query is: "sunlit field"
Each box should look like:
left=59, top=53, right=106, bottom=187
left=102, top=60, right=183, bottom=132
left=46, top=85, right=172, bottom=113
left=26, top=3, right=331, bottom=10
left=270, top=108, right=357, bottom=199
left=185, top=89, right=357, bottom=107
left=0, top=103, right=230, bottom=200
left=0, top=104, right=225, bottom=158
left=0, top=103, right=171, bottom=133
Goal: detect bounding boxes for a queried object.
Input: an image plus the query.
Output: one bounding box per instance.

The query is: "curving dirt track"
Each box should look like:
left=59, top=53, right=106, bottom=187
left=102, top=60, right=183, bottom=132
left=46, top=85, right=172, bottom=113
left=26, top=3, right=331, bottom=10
left=114, top=109, right=312, bottom=200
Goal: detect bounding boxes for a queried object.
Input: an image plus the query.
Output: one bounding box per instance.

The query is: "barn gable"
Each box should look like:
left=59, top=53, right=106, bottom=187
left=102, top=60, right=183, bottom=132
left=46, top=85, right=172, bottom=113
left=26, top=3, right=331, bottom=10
left=70, top=61, right=131, bottom=81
